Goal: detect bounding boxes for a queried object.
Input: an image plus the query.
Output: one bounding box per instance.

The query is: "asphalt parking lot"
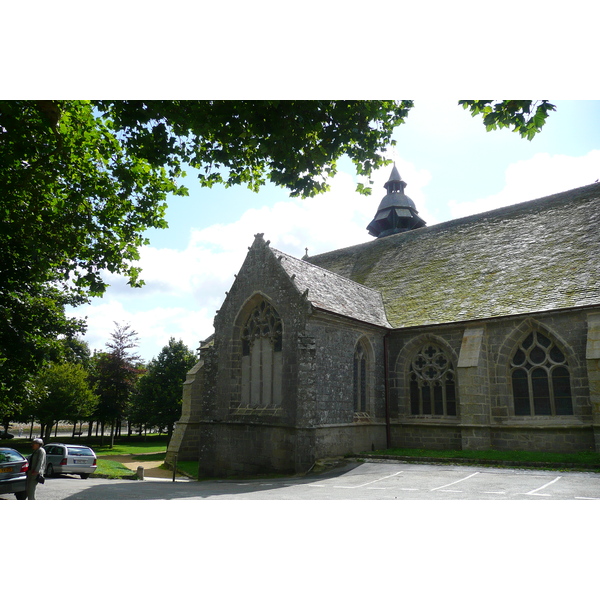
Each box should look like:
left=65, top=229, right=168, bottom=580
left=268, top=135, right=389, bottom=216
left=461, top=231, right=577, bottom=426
left=4, top=459, right=600, bottom=500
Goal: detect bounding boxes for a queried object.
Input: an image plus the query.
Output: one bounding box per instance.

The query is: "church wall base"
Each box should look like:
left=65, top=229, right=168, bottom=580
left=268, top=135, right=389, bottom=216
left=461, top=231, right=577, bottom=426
left=171, top=421, right=392, bottom=477
left=593, top=427, right=600, bottom=452
left=390, top=424, right=462, bottom=450
left=387, top=422, right=594, bottom=453
left=195, top=422, right=312, bottom=477
left=461, top=426, right=492, bottom=451
left=489, top=425, right=595, bottom=453
left=314, top=423, right=387, bottom=457
left=165, top=420, right=204, bottom=466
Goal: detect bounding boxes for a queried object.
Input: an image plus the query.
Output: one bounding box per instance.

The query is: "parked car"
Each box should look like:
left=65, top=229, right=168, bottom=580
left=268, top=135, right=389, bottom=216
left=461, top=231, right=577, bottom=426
left=0, top=431, right=14, bottom=439
left=0, top=447, right=28, bottom=499
left=44, top=444, right=97, bottom=479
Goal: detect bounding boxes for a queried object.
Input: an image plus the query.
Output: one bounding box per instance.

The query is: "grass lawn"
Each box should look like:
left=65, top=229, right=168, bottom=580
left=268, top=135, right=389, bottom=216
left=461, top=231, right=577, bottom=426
left=93, top=441, right=168, bottom=456
left=95, top=459, right=136, bottom=479
left=176, top=460, right=199, bottom=478
left=126, top=451, right=167, bottom=461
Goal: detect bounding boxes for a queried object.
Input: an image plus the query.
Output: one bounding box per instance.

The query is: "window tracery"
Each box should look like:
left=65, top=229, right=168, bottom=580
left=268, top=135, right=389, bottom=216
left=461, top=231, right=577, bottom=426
left=409, top=343, right=457, bottom=416
left=511, top=331, right=573, bottom=416
left=241, top=300, right=283, bottom=407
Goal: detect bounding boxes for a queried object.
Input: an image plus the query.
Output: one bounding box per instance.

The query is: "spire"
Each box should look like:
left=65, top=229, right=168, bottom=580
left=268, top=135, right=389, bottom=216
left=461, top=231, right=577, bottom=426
left=384, top=163, right=406, bottom=194
left=366, top=163, right=426, bottom=238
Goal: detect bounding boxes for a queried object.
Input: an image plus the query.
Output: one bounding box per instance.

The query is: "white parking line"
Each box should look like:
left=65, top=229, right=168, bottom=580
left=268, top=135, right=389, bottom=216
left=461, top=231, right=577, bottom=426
left=521, top=476, right=561, bottom=496
left=483, top=491, right=506, bottom=495
left=430, top=472, right=479, bottom=491
left=333, top=471, right=403, bottom=489
left=575, top=496, right=600, bottom=500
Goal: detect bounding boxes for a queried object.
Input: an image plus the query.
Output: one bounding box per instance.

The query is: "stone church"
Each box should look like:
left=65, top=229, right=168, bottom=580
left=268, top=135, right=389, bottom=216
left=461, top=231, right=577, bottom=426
left=166, top=165, right=600, bottom=476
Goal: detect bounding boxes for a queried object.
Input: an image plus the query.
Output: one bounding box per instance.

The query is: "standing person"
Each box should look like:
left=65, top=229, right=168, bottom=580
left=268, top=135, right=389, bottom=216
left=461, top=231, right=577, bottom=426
left=26, top=438, right=46, bottom=500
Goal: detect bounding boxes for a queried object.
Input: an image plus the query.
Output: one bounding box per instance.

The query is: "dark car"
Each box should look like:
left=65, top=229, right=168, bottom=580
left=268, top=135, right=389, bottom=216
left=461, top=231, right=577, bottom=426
left=0, top=447, right=28, bottom=500
left=0, top=431, right=14, bottom=439
left=45, top=443, right=97, bottom=478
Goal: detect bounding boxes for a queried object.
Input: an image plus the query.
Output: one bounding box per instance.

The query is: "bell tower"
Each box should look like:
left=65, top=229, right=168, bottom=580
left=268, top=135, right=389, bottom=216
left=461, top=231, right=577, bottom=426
left=367, top=164, right=426, bottom=238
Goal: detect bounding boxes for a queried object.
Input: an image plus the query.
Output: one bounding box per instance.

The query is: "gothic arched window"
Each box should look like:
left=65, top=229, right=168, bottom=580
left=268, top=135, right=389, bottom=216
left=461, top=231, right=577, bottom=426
left=409, top=343, right=457, bottom=416
left=511, top=331, right=573, bottom=416
left=241, top=300, right=283, bottom=407
left=353, top=341, right=368, bottom=413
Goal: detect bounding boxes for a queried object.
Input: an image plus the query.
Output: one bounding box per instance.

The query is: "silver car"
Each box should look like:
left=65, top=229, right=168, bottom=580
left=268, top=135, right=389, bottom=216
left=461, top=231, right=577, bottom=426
left=44, top=443, right=97, bottom=479
left=0, top=447, right=28, bottom=499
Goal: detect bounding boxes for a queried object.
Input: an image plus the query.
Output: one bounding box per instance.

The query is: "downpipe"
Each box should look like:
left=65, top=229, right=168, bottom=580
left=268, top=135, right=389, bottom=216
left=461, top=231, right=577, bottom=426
left=384, top=332, right=391, bottom=450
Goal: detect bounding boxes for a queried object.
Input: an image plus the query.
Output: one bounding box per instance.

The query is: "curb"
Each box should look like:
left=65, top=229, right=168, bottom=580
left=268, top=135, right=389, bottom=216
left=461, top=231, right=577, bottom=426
left=352, top=454, right=600, bottom=472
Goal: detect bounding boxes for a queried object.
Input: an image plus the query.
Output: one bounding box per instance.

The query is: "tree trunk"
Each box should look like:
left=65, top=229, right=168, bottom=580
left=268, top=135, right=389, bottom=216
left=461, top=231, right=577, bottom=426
left=43, top=421, right=53, bottom=443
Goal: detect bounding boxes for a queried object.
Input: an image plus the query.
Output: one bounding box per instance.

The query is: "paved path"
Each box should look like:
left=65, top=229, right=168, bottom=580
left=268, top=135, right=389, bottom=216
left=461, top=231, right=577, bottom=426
left=100, top=454, right=181, bottom=479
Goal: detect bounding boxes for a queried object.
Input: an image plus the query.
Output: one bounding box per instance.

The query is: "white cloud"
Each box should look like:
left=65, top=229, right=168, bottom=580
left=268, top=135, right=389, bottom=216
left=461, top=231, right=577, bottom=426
left=70, top=300, right=213, bottom=362
left=448, top=150, right=600, bottom=219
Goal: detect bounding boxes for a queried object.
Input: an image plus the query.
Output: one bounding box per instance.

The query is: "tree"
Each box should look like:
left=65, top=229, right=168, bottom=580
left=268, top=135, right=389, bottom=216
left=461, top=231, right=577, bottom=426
left=91, top=322, right=142, bottom=446
left=1, top=335, right=91, bottom=434
left=0, top=100, right=556, bottom=412
left=29, top=362, right=98, bottom=442
left=459, top=100, right=556, bottom=141
left=134, top=338, right=197, bottom=441
left=0, top=100, right=415, bottom=409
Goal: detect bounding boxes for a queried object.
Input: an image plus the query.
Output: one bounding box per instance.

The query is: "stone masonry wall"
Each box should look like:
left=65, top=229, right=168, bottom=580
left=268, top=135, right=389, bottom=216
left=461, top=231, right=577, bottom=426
left=388, top=309, right=594, bottom=453
left=197, top=422, right=300, bottom=477
left=166, top=345, right=218, bottom=465
left=315, top=424, right=387, bottom=457
left=389, top=424, right=462, bottom=450
left=308, top=315, right=387, bottom=426
left=585, top=311, right=600, bottom=450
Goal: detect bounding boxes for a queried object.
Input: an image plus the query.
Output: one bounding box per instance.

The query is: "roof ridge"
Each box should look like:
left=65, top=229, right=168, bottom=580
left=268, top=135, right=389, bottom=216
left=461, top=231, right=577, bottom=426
left=269, top=246, right=384, bottom=296
left=310, top=181, right=600, bottom=260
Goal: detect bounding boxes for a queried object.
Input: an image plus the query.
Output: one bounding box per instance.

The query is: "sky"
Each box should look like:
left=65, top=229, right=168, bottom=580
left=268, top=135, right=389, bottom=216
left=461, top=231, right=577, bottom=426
left=65, top=100, right=600, bottom=363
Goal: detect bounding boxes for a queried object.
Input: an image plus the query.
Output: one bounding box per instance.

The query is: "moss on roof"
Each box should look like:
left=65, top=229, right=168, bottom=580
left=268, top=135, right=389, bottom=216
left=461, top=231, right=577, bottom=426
left=307, top=183, right=600, bottom=328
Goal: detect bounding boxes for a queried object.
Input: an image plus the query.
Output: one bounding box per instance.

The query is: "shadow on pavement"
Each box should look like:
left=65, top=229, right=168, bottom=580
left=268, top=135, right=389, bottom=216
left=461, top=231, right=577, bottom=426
left=64, top=460, right=361, bottom=500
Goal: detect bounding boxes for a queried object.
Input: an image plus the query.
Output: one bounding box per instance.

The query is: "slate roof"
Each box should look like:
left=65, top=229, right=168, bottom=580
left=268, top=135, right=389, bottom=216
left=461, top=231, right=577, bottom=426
left=270, top=247, right=391, bottom=328
left=306, top=183, right=600, bottom=329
